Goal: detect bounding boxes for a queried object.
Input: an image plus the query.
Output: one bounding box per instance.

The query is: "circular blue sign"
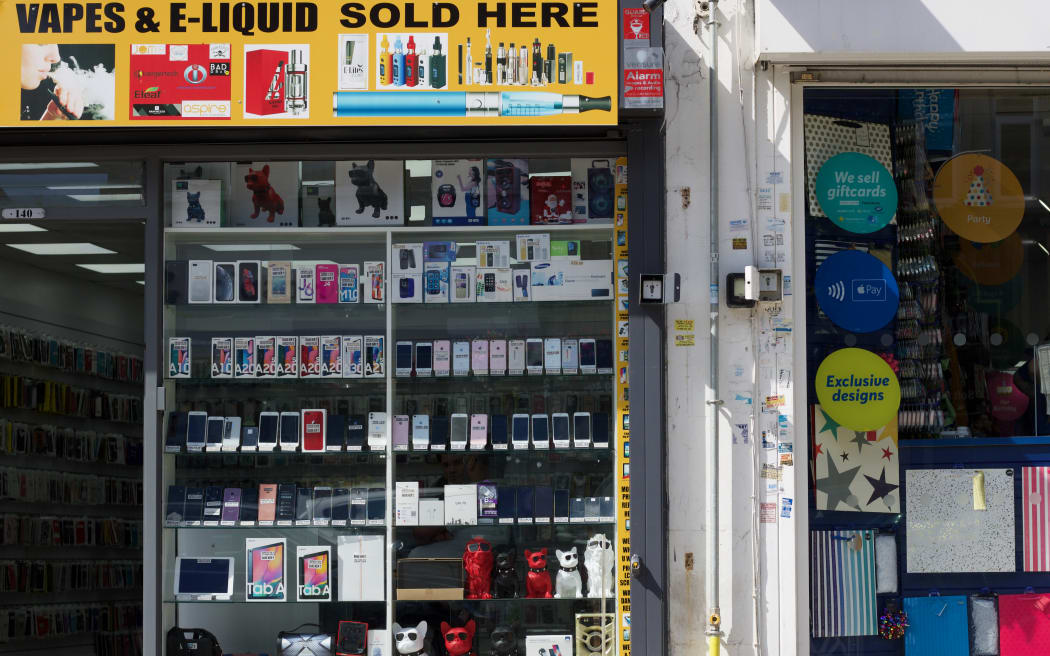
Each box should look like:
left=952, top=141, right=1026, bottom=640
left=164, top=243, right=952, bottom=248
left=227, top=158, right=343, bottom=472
left=815, top=152, right=897, bottom=233
left=815, top=250, right=900, bottom=333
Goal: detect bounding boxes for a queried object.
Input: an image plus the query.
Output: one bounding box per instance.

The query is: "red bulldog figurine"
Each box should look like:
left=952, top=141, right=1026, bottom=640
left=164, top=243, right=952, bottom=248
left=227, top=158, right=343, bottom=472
left=524, top=548, right=552, bottom=599
left=441, top=619, right=476, bottom=656
left=463, top=537, right=493, bottom=599
left=244, top=164, right=285, bottom=223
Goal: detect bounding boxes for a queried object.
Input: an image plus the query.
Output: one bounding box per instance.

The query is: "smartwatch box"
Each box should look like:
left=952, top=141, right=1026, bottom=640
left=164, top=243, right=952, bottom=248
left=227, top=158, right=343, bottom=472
left=475, top=268, right=512, bottom=303
left=450, top=265, right=476, bottom=303
left=391, top=274, right=422, bottom=304
left=423, top=262, right=450, bottom=303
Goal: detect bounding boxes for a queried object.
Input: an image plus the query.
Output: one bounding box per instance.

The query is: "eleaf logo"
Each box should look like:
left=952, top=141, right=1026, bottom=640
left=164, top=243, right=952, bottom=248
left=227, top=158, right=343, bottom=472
left=184, top=65, right=208, bottom=84
left=135, top=86, right=161, bottom=99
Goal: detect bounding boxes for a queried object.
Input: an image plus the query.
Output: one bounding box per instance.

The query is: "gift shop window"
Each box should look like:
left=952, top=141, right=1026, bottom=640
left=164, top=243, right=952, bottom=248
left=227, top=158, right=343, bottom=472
left=805, top=88, right=1050, bottom=654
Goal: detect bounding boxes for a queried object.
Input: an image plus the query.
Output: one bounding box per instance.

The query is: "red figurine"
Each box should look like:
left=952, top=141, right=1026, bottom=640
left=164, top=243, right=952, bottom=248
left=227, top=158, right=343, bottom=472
left=524, top=548, right=552, bottom=598
left=463, top=537, right=494, bottom=599
left=244, top=164, right=285, bottom=223
left=441, top=619, right=476, bottom=656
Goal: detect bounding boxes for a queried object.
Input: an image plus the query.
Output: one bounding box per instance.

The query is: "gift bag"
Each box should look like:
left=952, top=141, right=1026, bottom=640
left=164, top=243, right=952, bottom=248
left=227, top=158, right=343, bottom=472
left=903, top=596, right=969, bottom=656
left=804, top=114, right=894, bottom=218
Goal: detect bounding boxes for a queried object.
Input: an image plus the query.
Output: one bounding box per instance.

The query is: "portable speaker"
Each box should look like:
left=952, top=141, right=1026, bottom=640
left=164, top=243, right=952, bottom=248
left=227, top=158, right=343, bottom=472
left=277, top=623, right=333, bottom=656
left=493, top=161, right=521, bottom=214
left=167, top=627, right=222, bottom=656
left=335, top=621, right=368, bottom=656
left=575, top=613, right=614, bottom=656
left=437, top=183, right=457, bottom=207
left=587, top=159, right=614, bottom=219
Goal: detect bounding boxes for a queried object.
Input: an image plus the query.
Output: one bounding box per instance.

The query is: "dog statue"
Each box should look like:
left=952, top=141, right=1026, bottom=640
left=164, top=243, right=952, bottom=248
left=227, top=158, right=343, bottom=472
left=317, top=196, right=336, bottom=226
left=584, top=533, right=615, bottom=598
left=441, top=620, right=475, bottom=656
left=348, top=160, right=389, bottom=218
left=488, top=626, right=519, bottom=656
left=463, top=537, right=493, bottom=599
left=524, top=548, right=552, bottom=599
left=186, top=191, right=206, bottom=222
left=493, top=550, right=518, bottom=598
left=393, top=621, right=430, bottom=656
left=554, top=547, right=583, bottom=599
left=244, top=164, right=285, bottom=222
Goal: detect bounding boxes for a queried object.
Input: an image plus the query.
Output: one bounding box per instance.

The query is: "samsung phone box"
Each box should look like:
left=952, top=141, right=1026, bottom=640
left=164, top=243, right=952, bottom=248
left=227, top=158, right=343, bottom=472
left=337, top=534, right=385, bottom=601
left=531, top=256, right=613, bottom=301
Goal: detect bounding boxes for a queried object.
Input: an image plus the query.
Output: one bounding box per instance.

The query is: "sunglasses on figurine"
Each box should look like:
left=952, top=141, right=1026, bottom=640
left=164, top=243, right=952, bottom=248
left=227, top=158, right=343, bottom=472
left=466, top=542, right=491, bottom=552
left=446, top=630, right=470, bottom=641
left=395, top=631, right=418, bottom=641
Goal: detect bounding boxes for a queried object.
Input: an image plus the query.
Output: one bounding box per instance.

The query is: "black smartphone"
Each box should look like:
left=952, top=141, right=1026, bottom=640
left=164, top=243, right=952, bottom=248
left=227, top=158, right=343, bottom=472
left=367, top=487, right=385, bottom=522
left=349, top=487, right=367, bottom=524
left=279, top=412, right=300, bottom=450
left=332, top=488, right=350, bottom=522
left=296, top=487, right=312, bottom=521
left=534, top=485, right=554, bottom=521
left=554, top=489, right=570, bottom=520
left=346, top=415, right=367, bottom=450
left=183, top=487, right=204, bottom=524
left=516, top=486, right=534, bottom=521
left=276, top=484, right=297, bottom=521
left=313, top=487, right=332, bottom=521
left=165, top=485, right=185, bottom=524
left=496, top=485, right=516, bottom=521
left=430, top=416, right=450, bottom=450
left=596, top=339, right=614, bottom=371
left=258, top=413, right=279, bottom=449
left=592, top=412, right=610, bottom=447
left=166, top=412, right=187, bottom=450
left=203, top=486, right=223, bottom=520
left=396, top=342, right=413, bottom=374
left=206, top=417, right=224, bottom=449
left=327, top=414, right=346, bottom=451
left=490, top=414, right=508, bottom=448
left=241, top=426, right=260, bottom=450
left=240, top=487, right=259, bottom=523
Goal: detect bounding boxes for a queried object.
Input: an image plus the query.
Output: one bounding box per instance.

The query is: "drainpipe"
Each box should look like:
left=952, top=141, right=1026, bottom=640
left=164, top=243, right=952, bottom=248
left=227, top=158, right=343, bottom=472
left=704, top=1, right=724, bottom=654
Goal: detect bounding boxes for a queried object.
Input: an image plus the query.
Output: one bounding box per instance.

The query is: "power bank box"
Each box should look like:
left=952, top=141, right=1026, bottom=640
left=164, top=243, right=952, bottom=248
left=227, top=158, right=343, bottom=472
left=531, top=257, right=613, bottom=301
left=276, top=336, right=298, bottom=378
left=423, top=262, right=450, bottom=303
left=300, top=336, right=321, bottom=378
left=395, top=481, right=419, bottom=526
left=296, top=263, right=316, bottom=303
left=246, top=537, right=287, bottom=602
left=476, top=268, right=513, bottom=302
left=169, top=337, right=191, bottom=378
left=237, top=261, right=261, bottom=303
left=339, top=264, right=360, bottom=303
left=213, top=262, right=237, bottom=303
left=335, top=160, right=406, bottom=226
left=419, top=498, right=444, bottom=525
left=255, top=336, right=277, bottom=377
left=188, top=260, right=214, bottom=303
left=444, top=484, right=478, bottom=525
left=392, top=274, right=422, bottom=303
left=337, top=534, right=385, bottom=601
left=234, top=337, right=255, bottom=378
left=320, top=336, right=342, bottom=377
left=485, top=158, right=530, bottom=225
left=211, top=338, right=233, bottom=378
left=364, top=261, right=386, bottom=303
left=296, top=545, right=332, bottom=602
left=364, top=335, right=385, bottom=378
left=172, top=179, right=223, bottom=228
left=450, top=265, right=476, bottom=303
left=267, top=261, right=292, bottom=303
left=316, top=264, right=340, bottom=304
left=475, top=240, right=511, bottom=269
left=342, top=335, right=364, bottom=378
left=392, top=243, right=423, bottom=275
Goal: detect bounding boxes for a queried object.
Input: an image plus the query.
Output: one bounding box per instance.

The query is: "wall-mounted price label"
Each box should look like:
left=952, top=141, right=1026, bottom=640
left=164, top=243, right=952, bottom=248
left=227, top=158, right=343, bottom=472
left=2, top=208, right=45, bottom=219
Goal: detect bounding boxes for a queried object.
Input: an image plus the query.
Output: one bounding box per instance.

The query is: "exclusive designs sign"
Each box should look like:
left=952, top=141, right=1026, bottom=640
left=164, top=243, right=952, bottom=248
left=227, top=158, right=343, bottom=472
left=933, top=153, right=1024, bottom=243
left=814, top=348, right=900, bottom=431
left=814, top=152, right=897, bottom=234
left=6, top=0, right=617, bottom=127
left=814, top=250, right=899, bottom=334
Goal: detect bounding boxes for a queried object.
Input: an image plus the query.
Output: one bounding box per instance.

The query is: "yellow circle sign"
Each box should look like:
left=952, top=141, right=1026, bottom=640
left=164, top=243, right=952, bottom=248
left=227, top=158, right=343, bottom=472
left=933, top=154, right=1025, bottom=243
left=815, top=348, right=901, bottom=431
left=954, top=233, right=1024, bottom=286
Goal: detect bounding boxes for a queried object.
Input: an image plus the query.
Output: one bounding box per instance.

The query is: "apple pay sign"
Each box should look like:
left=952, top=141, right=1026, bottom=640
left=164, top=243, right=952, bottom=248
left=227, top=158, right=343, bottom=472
left=814, top=250, right=899, bottom=333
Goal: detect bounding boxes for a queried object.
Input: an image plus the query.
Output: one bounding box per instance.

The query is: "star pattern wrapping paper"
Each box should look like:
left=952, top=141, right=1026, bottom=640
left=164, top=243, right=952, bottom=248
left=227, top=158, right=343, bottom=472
left=812, top=404, right=900, bottom=513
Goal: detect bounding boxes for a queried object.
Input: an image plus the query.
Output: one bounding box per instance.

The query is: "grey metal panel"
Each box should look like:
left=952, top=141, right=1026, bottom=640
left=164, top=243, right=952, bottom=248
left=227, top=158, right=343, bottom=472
left=627, top=118, right=667, bottom=656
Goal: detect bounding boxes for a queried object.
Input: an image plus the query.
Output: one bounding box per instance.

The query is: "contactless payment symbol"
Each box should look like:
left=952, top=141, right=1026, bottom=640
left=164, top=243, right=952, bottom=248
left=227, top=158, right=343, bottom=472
left=815, top=348, right=900, bottom=431
left=814, top=250, right=899, bottom=333
left=933, top=153, right=1024, bottom=243
left=814, top=152, right=897, bottom=234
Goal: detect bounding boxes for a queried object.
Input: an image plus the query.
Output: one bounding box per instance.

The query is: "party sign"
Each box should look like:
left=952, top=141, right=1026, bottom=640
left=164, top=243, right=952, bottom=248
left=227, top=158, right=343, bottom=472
left=815, top=348, right=901, bottom=431
left=814, top=152, right=897, bottom=234
left=815, top=250, right=899, bottom=333
left=933, top=154, right=1024, bottom=243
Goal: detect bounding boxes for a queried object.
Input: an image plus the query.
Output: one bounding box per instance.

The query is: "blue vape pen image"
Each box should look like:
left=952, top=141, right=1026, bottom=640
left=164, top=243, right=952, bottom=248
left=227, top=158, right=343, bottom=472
left=333, top=91, right=611, bottom=118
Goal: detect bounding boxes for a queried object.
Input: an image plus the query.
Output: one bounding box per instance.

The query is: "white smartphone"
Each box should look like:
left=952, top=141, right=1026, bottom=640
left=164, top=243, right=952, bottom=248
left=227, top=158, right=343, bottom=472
left=279, top=411, right=301, bottom=451
left=544, top=338, right=562, bottom=374
left=412, top=415, right=430, bottom=450
left=508, top=339, right=526, bottom=375
left=511, top=413, right=531, bottom=450
left=222, top=416, right=242, bottom=451
left=452, top=341, right=470, bottom=376
left=573, top=412, right=592, bottom=448
left=450, top=413, right=469, bottom=450
left=526, top=338, right=544, bottom=375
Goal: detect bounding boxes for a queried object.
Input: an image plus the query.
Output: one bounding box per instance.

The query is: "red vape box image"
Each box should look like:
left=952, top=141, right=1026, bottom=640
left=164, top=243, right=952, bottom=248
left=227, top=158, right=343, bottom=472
left=245, top=49, right=287, bottom=116
left=129, top=44, right=231, bottom=119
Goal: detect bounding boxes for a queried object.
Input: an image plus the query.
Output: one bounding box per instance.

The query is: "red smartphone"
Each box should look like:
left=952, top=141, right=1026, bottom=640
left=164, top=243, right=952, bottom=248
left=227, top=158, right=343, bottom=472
left=302, top=409, right=327, bottom=452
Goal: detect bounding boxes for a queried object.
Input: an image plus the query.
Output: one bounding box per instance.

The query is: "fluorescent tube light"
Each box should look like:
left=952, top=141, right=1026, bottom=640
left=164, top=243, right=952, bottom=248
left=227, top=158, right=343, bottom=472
left=0, top=162, right=99, bottom=171
left=6, top=242, right=114, bottom=255
left=76, top=263, right=145, bottom=274
left=67, top=193, right=143, bottom=202
left=202, top=244, right=301, bottom=252
left=0, top=224, right=46, bottom=233
left=1040, top=199, right=1050, bottom=214
left=46, top=184, right=142, bottom=190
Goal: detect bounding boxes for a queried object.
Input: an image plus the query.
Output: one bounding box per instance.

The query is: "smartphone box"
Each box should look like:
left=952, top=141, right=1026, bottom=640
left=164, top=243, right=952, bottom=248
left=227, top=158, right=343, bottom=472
left=254, top=336, right=277, bottom=377
left=432, top=158, right=485, bottom=226
left=275, top=336, right=298, bottom=378
left=320, top=336, right=341, bottom=377
left=300, top=182, right=336, bottom=227
left=172, top=179, right=223, bottom=228
left=342, top=335, right=363, bottom=378
left=367, top=411, right=387, bottom=449
left=529, top=175, right=574, bottom=224
left=571, top=157, right=615, bottom=224
left=476, top=240, right=511, bottom=269
left=245, top=537, right=287, bottom=602
left=188, top=260, right=214, bottom=303
left=444, top=484, right=478, bottom=525
left=419, top=498, right=444, bottom=525
left=230, top=162, right=300, bottom=228
left=476, top=268, right=512, bottom=303
left=337, top=534, right=385, bottom=601
left=364, top=335, right=385, bottom=378
left=296, top=545, right=332, bottom=602
left=267, top=261, right=292, bottom=303
left=392, top=243, right=423, bottom=275
left=423, top=241, right=458, bottom=262
left=392, top=274, right=422, bottom=304
left=236, top=261, right=262, bottom=303
left=169, top=337, right=191, bottom=378
left=395, top=482, right=419, bottom=526
left=234, top=337, right=255, bottom=378
left=296, top=263, right=316, bottom=303
left=364, top=261, right=386, bottom=303
left=450, top=265, right=476, bottom=303
left=315, top=264, right=340, bottom=304
left=486, top=158, right=529, bottom=225
left=531, top=257, right=613, bottom=302
left=423, top=262, right=450, bottom=303
left=212, top=262, right=236, bottom=303
left=338, top=265, right=360, bottom=303
left=335, top=160, right=405, bottom=226
left=299, top=336, right=321, bottom=378
left=211, top=337, right=233, bottom=378
left=525, top=635, right=573, bottom=656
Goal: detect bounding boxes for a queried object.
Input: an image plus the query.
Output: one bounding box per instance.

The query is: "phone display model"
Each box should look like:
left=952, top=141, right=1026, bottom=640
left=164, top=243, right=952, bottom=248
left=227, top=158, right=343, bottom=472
left=489, top=339, right=507, bottom=375
left=295, top=487, right=313, bottom=524
left=414, top=342, right=433, bottom=377
left=551, top=412, right=570, bottom=448
left=205, top=416, right=224, bottom=452
left=186, top=411, right=208, bottom=451
left=346, top=415, right=367, bottom=451
left=241, top=426, right=260, bottom=452
left=430, top=415, right=450, bottom=451
left=573, top=412, right=592, bottom=448
left=276, top=484, right=297, bottom=523
left=278, top=411, right=301, bottom=451
left=165, top=411, right=188, bottom=452
left=412, top=415, right=430, bottom=451
left=240, top=487, right=259, bottom=524
left=331, top=488, right=350, bottom=526
left=471, top=339, right=489, bottom=375
left=395, top=341, right=413, bottom=377
left=591, top=412, right=610, bottom=448
left=202, top=486, right=223, bottom=523
left=258, top=412, right=279, bottom=451
left=221, top=417, right=242, bottom=451
left=452, top=340, right=470, bottom=376
left=392, top=415, right=410, bottom=451
left=511, top=413, right=530, bottom=449
left=336, top=620, right=369, bottom=655
left=508, top=339, right=526, bottom=375
left=469, top=413, right=488, bottom=450
left=554, top=489, right=571, bottom=522
left=531, top=414, right=550, bottom=449
left=525, top=338, right=544, bottom=375
left=258, top=484, right=278, bottom=523
left=561, top=338, right=579, bottom=374
left=579, top=338, right=597, bottom=374
left=490, top=414, right=509, bottom=450
left=450, top=413, right=469, bottom=450
left=366, top=487, right=385, bottom=525
left=326, top=413, right=346, bottom=451
left=301, top=409, right=327, bottom=452
left=312, top=487, right=333, bottom=524
left=596, top=338, right=614, bottom=374
left=544, top=338, right=562, bottom=374
left=221, top=488, right=241, bottom=523
left=433, top=339, right=451, bottom=376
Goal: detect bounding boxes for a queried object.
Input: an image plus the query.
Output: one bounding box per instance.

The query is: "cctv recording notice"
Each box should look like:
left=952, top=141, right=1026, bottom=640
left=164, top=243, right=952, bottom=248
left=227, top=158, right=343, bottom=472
left=130, top=43, right=232, bottom=119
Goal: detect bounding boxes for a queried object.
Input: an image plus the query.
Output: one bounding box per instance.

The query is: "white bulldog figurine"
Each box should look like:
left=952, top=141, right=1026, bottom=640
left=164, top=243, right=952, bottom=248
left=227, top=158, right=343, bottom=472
left=584, top=534, right=615, bottom=598
left=554, top=547, right=583, bottom=598
left=393, top=620, right=430, bottom=656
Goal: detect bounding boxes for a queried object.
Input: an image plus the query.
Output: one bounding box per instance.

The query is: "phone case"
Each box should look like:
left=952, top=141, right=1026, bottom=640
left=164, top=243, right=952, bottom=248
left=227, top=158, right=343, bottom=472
left=544, top=338, right=562, bottom=374
left=508, top=339, right=526, bottom=374
left=561, top=338, right=579, bottom=374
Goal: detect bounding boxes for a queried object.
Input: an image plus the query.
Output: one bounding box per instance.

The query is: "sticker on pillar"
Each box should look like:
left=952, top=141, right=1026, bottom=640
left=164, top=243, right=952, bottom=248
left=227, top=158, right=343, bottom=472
left=815, top=348, right=900, bottom=431
left=933, top=153, right=1024, bottom=243
left=814, top=152, right=897, bottom=234
left=814, top=250, right=899, bottom=333
left=954, top=233, right=1023, bottom=286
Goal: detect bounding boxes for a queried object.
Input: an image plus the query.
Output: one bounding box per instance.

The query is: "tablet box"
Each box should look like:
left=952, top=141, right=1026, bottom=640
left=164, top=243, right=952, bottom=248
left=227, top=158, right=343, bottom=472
left=337, top=534, right=385, bottom=601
